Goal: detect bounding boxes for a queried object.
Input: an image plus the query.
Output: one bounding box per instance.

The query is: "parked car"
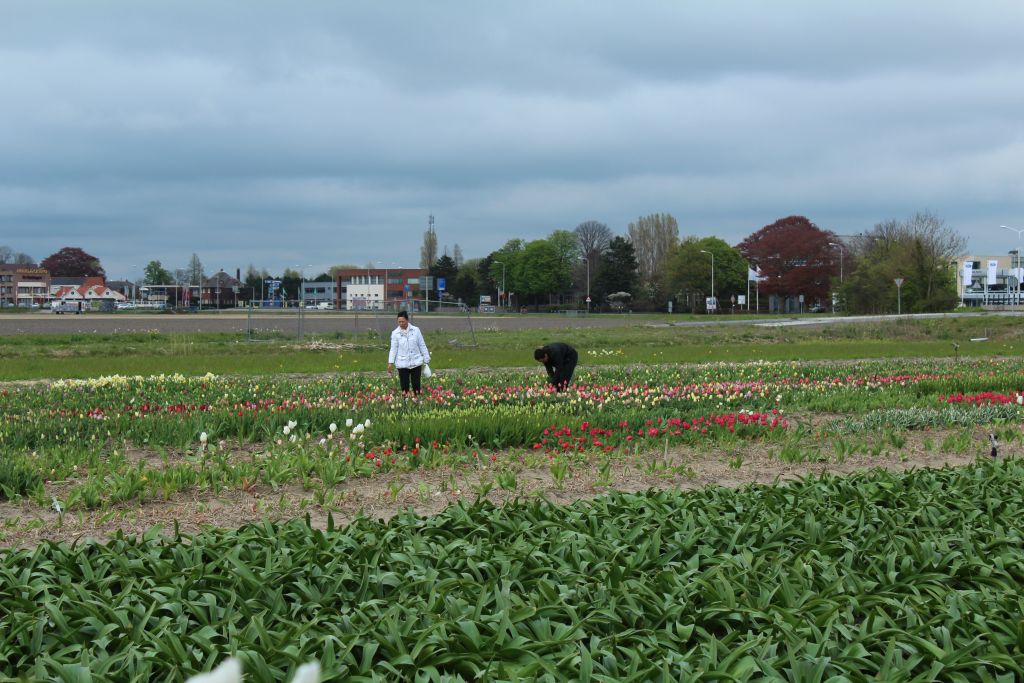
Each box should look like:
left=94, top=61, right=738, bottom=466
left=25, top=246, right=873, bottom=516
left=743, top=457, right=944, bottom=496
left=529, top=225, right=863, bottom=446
left=809, top=304, right=827, bottom=313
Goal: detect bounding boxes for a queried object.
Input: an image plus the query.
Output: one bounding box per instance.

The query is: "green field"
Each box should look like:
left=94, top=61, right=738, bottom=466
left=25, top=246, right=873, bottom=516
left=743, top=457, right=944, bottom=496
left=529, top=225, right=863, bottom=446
left=2, top=316, right=1024, bottom=681
left=1, top=315, right=1023, bottom=379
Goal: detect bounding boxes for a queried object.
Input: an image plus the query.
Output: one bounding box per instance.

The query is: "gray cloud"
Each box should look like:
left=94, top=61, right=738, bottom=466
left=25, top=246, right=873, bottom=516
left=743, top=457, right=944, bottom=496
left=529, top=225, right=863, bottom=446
left=2, top=1, right=1023, bottom=278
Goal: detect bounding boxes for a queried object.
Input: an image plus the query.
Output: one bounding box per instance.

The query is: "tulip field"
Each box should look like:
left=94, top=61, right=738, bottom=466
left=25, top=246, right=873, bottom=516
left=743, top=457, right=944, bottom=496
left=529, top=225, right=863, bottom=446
left=2, top=345, right=1024, bottom=679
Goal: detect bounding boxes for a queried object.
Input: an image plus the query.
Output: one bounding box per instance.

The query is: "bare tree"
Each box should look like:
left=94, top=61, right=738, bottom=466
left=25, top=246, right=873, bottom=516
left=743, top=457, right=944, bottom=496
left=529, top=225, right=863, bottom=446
left=186, top=253, right=205, bottom=285
left=453, top=244, right=464, bottom=268
left=575, top=220, right=612, bottom=262
left=420, top=216, right=438, bottom=269
left=627, top=213, right=679, bottom=303
left=0, top=245, right=35, bottom=264
left=901, top=211, right=966, bottom=303
left=845, top=210, right=966, bottom=313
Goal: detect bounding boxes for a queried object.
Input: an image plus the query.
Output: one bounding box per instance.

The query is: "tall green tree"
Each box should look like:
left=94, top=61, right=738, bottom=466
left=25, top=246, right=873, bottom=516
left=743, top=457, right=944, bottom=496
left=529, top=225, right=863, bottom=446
left=546, top=229, right=579, bottom=298
left=668, top=237, right=748, bottom=313
left=243, top=264, right=270, bottom=300
left=594, top=236, right=638, bottom=308
left=450, top=259, right=482, bottom=306
left=485, top=239, right=526, bottom=306
left=143, top=260, right=173, bottom=285
left=430, top=254, right=459, bottom=300
left=279, top=268, right=301, bottom=301
left=519, top=239, right=563, bottom=306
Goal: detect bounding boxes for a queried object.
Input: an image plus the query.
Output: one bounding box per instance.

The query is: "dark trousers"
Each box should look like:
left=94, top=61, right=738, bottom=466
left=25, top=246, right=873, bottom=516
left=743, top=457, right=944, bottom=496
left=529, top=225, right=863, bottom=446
left=398, top=365, right=423, bottom=394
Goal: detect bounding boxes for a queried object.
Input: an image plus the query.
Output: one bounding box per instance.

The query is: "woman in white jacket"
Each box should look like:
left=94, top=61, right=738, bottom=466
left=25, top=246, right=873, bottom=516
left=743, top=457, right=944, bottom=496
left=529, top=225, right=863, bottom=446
left=387, top=310, right=431, bottom=395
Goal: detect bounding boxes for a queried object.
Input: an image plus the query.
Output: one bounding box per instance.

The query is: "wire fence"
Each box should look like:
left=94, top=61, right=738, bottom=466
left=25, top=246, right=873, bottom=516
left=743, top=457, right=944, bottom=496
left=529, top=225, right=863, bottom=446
left=241, top=300, right=478, bottom=347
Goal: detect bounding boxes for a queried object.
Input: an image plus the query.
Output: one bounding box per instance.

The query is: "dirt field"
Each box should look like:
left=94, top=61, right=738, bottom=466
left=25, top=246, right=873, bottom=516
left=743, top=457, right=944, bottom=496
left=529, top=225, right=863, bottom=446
left=0, top=427, right=985, bottom=548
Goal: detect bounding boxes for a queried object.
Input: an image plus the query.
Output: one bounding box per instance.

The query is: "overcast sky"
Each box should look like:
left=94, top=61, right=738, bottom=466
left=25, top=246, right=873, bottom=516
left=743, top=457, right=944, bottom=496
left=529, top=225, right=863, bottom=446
left=2, top=1, right=1022, bottom=279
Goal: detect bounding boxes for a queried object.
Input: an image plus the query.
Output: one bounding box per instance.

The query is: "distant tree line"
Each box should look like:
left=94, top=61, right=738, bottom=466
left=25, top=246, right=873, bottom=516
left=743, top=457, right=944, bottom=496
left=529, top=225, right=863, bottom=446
left=6, top=208, right=967, bottom=314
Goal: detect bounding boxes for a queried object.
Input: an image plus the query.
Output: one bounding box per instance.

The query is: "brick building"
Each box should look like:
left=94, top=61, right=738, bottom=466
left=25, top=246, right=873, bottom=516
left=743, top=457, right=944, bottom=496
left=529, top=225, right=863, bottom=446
left=0, top=263, right=51, bottom=308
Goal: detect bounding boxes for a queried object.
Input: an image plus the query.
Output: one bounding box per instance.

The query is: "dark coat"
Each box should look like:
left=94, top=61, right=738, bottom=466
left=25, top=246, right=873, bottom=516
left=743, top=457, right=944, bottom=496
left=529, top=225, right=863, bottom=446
left=538, top=342, right=578, bottom=390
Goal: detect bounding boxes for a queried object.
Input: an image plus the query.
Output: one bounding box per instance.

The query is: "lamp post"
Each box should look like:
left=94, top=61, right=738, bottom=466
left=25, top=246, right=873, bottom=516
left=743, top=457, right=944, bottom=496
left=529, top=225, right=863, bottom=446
left=1001, top=225, right=1024, bottom=241
left=493, top=260, right=505, bottom=310
left=377, top=261, right=398, bottom=312
left=1010, top=249, right=1020, bottom=306
left=828, top=242, right=843, bottom=312
left=699, top=250, right=715, bottom=312
left=581, top=256, right=590, bottom=313
left=295, top=264, right=311, bottom=307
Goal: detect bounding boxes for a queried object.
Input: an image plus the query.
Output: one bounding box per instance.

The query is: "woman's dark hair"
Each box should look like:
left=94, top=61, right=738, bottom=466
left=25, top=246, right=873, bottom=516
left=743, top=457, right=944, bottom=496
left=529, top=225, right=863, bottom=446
left=534, top=348, right=546, bottom=361
left=397, top=311, right=409, bottom=321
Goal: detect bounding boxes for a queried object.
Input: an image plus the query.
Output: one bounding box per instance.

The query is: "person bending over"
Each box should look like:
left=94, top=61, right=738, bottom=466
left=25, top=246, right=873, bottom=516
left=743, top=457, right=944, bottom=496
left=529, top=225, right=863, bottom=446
left=534, top=342, right=578, bottom=392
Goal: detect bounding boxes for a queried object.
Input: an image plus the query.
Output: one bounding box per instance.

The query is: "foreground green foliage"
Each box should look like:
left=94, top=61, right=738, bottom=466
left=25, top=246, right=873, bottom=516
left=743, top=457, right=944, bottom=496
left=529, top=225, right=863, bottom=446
left=2, top=461, right=1022, bottom=681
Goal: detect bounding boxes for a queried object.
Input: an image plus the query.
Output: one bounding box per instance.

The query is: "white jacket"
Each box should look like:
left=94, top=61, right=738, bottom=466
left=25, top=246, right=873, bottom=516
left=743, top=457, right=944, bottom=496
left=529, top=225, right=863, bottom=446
left=388, top=324, right=430, bottom=369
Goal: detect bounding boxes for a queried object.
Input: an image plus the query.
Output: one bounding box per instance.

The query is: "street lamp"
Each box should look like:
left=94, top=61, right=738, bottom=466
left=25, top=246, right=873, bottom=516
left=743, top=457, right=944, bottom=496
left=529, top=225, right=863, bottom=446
left=292, top=264, right=312, bottom=307
left=1009, top=249, right=1021, bottom=306
left=581, top=256, right=590, bottom=313
left=1001, top=225, right=1024, bottom=241
left=699, top=250, right=715, bottom=312
left=374, top=262, right=385, bottom=311
left=377, top=261, right=398, bottom=311
left=493, top=260, right=506, bottom=310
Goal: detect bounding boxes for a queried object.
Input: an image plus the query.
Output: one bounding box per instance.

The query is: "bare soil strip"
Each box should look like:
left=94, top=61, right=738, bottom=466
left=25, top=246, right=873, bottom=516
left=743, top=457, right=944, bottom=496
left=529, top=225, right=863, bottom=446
left=0, top=429, right=983, bottom=548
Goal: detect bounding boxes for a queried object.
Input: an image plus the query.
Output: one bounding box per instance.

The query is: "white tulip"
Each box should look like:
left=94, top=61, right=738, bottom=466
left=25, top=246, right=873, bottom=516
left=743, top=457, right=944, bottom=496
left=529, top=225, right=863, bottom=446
left=185, top=658, right=241, bottom=683
left=288, top=420, right=297, bottom=429
left=364, top=419, right=371, bottom=428
left=329, top=422, right=337, bottom=433
left=291, top=661, right=321, bottom=683
left=199, top=432, right=208, bottom=444
left=345, top=418, right=354, bottom=428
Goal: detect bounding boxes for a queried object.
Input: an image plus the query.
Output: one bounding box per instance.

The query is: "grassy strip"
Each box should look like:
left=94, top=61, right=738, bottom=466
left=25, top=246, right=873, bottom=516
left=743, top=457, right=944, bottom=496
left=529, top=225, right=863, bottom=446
left=2, top=317, right=1024, bottom=380
left=2, top=460, right=1022, bottom=681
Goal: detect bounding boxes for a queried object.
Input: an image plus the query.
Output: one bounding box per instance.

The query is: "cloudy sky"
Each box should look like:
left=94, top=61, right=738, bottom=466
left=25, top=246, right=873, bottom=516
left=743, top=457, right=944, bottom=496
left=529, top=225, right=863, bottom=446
left=2, top=1, right=1022, bottom=279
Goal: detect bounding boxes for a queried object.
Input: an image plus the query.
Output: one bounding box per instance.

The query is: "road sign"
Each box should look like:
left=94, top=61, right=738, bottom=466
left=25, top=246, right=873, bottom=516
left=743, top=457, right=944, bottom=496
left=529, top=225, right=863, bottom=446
left=437, top=277, right=446, bottom=291
left=585, top=296, right=591, bottom=303
left=894, top=278, right=904, bottom=286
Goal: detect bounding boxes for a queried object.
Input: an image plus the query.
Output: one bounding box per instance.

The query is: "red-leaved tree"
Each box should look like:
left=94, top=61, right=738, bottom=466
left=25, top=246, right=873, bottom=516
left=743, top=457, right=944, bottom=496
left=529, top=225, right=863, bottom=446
left=40, top=247, right=106, bottom=278
left=737, top=216, right=837, bottom=303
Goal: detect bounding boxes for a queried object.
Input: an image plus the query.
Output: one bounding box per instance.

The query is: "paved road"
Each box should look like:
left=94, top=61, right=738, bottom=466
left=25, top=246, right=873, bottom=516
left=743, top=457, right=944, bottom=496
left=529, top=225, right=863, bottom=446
left=0, top=311, right=648, bottom=336
left=1, top=310, right=1017, bottom=337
